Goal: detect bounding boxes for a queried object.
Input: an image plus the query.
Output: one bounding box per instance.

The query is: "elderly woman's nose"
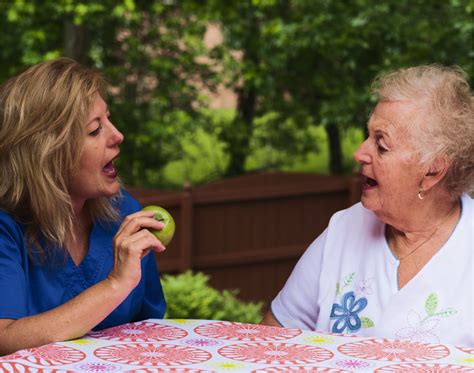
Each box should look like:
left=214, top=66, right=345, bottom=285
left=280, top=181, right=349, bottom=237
left=353, top=140, right=371, bottom=164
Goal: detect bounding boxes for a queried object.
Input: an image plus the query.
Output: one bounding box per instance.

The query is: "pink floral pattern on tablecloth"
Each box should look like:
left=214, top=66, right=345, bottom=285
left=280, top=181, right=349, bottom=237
left=457, top=346, right=474, bottom=355
left=88, top=321, right=187, bottom=342
left=218, top=342, right=333, bottom=365
left=194, top=321, right=302, bottom=341
left=2, top=344, right=86, bottom=366
left=252, top=366, right=349, bottom=372
left=0, top=362, right=74, bottom=372
left=124, top=369, right=215, bottom=373
left=338, top=338, right=450, bottom=362
left=333, top=358, right=374, bottom=370
left=181, top=338, right=223, bottom=347
left=374, top=362, right=474, bottom=372
left=73, top=361, right=121, bottom=372
left=94, top=343, right=211, bottom=366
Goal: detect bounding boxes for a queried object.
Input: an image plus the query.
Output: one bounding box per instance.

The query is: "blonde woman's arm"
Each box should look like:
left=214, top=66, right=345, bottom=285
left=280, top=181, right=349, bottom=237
left=0, top=211, right=164, bottom=356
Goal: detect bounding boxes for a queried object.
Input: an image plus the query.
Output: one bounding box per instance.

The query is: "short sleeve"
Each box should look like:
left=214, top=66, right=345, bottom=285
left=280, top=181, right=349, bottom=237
left=270, top=228, right=327, bottom=330
left=0, top=212, right=28, bottom=319
left=138, top=251, right=166, bottom=319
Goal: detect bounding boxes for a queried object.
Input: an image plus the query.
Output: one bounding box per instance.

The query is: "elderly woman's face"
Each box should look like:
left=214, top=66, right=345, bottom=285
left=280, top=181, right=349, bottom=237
left=354, top=100, right=424, bottom=223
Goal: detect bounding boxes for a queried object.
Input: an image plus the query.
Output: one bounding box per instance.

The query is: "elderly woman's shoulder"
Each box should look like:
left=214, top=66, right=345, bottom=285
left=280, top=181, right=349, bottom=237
left=461, top=193, right=474, bottom=219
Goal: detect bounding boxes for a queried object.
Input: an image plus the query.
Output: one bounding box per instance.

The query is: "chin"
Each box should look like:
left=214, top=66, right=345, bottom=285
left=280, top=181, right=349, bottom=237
left=101, top=181, right=122, bottom=198
left=360, top=195, right=378, bottom=212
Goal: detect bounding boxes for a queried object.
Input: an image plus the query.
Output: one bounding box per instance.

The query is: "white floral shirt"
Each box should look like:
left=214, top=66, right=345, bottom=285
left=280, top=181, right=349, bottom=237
left=271, top=194, right=474, bottom=347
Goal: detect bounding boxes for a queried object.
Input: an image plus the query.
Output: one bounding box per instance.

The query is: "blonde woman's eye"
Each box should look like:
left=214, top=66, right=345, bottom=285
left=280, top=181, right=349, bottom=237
left=89, top=123, right=102, bottom=136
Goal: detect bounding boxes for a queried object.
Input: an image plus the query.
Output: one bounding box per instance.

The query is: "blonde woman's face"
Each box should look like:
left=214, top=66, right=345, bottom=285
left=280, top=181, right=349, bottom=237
left=353, top=100, right=425, bottom=225
left=68, top=95, right=124, bottom=208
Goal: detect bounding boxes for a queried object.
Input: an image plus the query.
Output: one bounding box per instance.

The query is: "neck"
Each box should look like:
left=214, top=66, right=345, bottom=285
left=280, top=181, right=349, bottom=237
left=387, top=197, right=461, bottom=261
left=392, top=194, right=459, bottom=234
left=69, top=198, right=91, bottom=244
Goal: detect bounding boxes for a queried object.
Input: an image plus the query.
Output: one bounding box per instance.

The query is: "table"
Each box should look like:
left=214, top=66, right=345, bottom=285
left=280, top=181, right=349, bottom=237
left=1, top=319, right=473, bottom=372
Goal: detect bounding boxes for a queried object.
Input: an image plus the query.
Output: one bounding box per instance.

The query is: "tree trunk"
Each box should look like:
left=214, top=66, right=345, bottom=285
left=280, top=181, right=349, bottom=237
left=224, top=5, right=260, bottom=177
left=63, top=18, right=90, bottom=65
left=224, top=85, right=256, bottom=177
left=325, top=123, right=343, bottom=174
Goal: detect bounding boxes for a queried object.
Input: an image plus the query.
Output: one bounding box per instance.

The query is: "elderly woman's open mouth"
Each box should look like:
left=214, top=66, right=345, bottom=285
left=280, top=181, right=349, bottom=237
left=363, top=176, right=378, bottom=190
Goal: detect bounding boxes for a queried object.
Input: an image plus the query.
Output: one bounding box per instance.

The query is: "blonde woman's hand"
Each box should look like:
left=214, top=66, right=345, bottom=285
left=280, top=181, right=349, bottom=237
left=108, top=211, right=166, bottom=290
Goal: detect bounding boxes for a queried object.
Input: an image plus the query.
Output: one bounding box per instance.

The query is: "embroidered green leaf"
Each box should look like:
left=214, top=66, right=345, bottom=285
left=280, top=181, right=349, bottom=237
left=433, top=308, right=458, bottom=318
left=343, top=273, right=355, bottom=288
left=361, top=317, right=374, bottom=328
left=425, top=293, right=438, bottom=315
left=336, top=282, right=340, bottom=296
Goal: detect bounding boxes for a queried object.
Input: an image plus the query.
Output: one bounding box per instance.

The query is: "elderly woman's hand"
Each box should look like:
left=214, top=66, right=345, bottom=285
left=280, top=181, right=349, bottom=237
left=108, top=211, right=166, bottom=290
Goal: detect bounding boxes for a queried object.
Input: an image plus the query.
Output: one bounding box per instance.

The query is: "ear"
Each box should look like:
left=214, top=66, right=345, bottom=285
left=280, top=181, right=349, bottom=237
left=421, top=156, right=449, bottom=191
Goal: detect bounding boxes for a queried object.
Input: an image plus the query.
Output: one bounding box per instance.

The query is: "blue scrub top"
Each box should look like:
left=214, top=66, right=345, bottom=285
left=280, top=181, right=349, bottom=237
left=0, top=190, right=166, bottom=330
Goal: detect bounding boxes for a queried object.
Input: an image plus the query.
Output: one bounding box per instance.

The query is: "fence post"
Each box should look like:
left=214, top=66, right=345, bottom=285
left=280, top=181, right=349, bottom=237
left=179, top=181, right=193, bottom=272
left=349, top=173, right=362, bottom=206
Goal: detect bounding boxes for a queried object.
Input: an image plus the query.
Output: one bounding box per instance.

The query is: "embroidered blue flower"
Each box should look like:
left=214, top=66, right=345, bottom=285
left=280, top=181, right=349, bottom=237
left=330, top=291, right=368, bottom=333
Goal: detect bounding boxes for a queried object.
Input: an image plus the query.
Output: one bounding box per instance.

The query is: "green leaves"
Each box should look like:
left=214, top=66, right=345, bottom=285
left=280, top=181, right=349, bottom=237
left=425, top=293, right=438, bottom=315
left=433, top=309, right=458, bottom=318
left=336, top=272, right=355, bottom=297
left=1, top=0, right=471, bottom=186
left=161, top=271, right=263, bottom=323
left=423, top=292, right=458, bottom=320
left=343, top=273, right=355, bottom=288
left=361, top=317, right=375, bottom=328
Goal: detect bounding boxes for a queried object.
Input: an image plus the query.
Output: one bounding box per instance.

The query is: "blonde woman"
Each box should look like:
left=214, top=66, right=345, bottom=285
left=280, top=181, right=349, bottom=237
left=0, top=58, right=167, bottom=355
left=262, top=65, right=474, bottom=347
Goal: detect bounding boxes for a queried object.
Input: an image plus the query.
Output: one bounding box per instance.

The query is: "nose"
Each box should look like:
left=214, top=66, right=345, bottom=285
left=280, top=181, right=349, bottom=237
left=107, top=122, right=124, bottom=147
left=353, top=138, right=371, bottom=165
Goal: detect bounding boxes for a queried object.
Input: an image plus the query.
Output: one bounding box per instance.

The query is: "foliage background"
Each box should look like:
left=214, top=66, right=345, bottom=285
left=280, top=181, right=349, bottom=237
left=161, top=271, right=263, bottom=323
left=0, top=0, right=472, bottom=189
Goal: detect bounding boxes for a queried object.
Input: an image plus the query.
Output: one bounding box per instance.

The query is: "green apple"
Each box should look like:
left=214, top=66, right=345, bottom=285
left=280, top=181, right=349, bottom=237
left=142, top=205, right=176, bottom=246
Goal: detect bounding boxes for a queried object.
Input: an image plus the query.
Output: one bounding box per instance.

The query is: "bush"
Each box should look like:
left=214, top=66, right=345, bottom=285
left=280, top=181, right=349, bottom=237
left=161, top=271, right=263, bottom=324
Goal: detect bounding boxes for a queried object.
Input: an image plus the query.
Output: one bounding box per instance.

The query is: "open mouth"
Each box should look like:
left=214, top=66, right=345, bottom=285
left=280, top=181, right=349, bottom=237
left=102, top=161, right=118, bottom=178
left=363, top=176, right=378, bottom=188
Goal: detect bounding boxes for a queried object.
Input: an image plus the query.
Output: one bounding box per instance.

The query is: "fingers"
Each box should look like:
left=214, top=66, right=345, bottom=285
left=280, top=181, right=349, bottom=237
left=125, top=228, right=166, bottom=254
left=115, top=211, right=164, bottom=239
left=115, top=225, right=166, bottom=256
left=111, top=226, right=165, bottom=289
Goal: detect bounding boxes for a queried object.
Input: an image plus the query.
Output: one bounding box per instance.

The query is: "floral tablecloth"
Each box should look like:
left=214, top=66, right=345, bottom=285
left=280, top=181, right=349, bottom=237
left=1, top=319, right=473, bottom=372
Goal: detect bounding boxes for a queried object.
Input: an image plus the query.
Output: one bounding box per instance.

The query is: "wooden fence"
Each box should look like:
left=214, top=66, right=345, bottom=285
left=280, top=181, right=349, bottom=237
left=128, top=172, right=362, bottom=308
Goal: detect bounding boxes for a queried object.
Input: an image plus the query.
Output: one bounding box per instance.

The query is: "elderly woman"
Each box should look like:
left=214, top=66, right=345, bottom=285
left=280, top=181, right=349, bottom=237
left=262, top=64, right=473, bottom=347
left=0, top=58, right=167, bottom=355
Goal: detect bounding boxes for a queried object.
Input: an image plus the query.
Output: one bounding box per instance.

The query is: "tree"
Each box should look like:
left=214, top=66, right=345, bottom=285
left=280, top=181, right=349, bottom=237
left=207, top=0, right=473, bottom=175
left=1, top=0, right=472, bottom=183
left=0, top=0, right=216, bottom=187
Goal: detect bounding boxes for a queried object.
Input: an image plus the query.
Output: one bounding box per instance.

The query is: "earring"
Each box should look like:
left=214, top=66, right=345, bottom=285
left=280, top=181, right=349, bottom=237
left=418, top=188, right=425, bottom=200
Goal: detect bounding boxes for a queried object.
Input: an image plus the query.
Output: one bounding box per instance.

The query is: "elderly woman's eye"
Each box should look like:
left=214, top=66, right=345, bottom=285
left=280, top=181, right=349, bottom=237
left=375, top=138, right=388, bottom=153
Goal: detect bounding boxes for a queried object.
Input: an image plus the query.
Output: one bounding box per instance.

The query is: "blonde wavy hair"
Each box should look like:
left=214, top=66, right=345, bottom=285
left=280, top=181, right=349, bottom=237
left=371, top=64, right=474, bottom=198
left=0, top=58, right=120, bottom=259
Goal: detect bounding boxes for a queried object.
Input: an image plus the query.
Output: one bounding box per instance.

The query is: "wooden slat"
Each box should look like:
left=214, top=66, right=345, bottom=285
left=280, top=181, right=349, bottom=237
left=193, top=177, right=350, bottom=205
left=193, top=244, right=306, bottom=269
